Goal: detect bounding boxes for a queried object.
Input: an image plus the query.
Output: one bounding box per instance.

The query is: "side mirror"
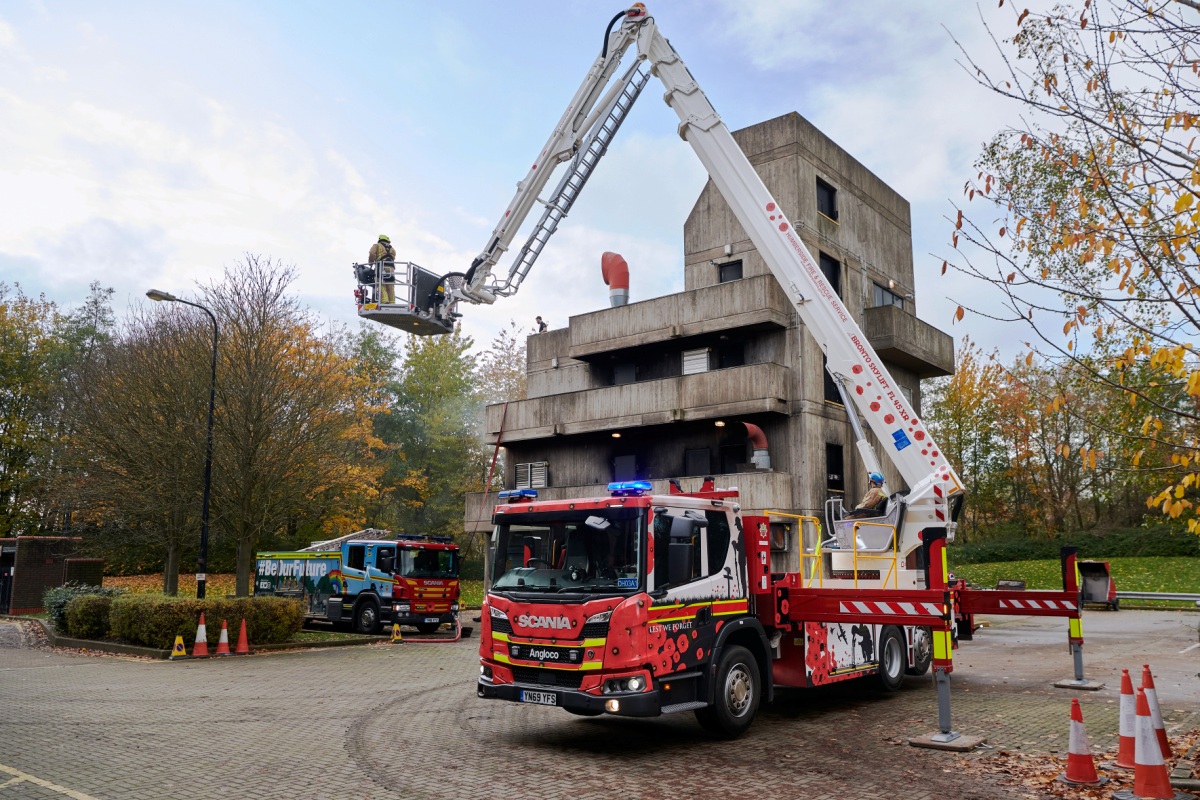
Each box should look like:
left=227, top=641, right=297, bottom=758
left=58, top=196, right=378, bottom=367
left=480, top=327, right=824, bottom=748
left=668, top=541, right=693, bottom=586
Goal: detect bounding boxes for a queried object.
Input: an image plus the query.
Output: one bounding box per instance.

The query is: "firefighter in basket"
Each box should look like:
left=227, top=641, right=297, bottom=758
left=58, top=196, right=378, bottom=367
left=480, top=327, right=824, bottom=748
left=368, top=234, right=397, bottom=304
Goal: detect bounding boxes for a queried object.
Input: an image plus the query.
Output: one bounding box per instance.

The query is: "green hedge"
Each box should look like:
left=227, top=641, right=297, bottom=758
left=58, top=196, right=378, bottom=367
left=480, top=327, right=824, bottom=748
left=43, top=583, right=127, bottom=633
left=65, top=595, right=115, bottom=640
left=107, top=594, right=305, bottom=650
left=951, top=527, right=1200, bottom=565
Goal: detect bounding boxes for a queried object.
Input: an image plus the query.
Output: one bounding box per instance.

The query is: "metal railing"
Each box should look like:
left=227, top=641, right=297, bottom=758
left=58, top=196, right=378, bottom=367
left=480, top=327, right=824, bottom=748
left=1115, top=591, right=1200, bottom=605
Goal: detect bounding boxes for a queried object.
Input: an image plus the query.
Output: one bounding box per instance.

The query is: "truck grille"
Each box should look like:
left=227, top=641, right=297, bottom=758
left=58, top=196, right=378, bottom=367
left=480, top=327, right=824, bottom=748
left=580, top=622, right=609, bottom=639
left=490, top=617, right=607, bottom=639
left=512, top=668, right=585, bottom=689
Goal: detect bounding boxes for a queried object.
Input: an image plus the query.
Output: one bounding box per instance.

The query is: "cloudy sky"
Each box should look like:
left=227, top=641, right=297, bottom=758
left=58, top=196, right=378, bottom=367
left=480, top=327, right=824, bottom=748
left=0, top=1, right=1031, bottom=355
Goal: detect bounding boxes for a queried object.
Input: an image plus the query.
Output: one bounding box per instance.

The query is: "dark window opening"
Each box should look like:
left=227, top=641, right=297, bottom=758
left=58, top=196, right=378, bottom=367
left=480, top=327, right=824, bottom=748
left=822, top=355, right=842, bottom=405
left=819, top=252, right=841, bottom=298
left=718, top=260, right=743, bottom=283
left=825, top=443, right=845, bottom=496
left=873, top=282, right=905, bottom=310
left=719, top=443, right=744, bottom=474
left=716, top=341, right=745, bottom=369
left=613, top=362, right=637, bottom=385
left=816, top=178, right=838, bottom=221
left=346, top=545, right=366, bottom=571
left=684, top=448, right=711, bottom=477
left=612, top=454, right=638, bottom=482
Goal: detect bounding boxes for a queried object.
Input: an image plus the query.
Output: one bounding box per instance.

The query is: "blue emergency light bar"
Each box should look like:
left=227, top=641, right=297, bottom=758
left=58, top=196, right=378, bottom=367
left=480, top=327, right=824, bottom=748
left=607, top=480, right=653, bottom=497
left=498, top=488, right=538, bottom=502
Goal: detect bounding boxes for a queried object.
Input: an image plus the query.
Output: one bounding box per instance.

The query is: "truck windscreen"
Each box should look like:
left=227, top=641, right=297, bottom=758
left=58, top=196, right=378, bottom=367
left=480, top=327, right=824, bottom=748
left=398, top=548, right=457, bottom=579
left=490, top=508, right=644, bottom=594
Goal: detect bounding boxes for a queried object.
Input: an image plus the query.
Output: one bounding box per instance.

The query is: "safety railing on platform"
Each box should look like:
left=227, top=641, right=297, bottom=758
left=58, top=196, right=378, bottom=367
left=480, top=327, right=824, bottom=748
left=766, top=511, right=825, bottom=588
left=847, top=520, right=899, bottom=589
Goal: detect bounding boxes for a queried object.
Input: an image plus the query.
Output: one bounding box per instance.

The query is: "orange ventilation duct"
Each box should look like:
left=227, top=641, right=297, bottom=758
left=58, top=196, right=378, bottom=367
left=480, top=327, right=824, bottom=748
left=601, top=251, right=629, bottom=307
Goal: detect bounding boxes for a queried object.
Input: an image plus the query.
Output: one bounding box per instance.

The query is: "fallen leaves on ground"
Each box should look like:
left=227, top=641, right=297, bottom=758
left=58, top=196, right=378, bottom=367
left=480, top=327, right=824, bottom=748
left=956, top=729, right=1198, bottom=799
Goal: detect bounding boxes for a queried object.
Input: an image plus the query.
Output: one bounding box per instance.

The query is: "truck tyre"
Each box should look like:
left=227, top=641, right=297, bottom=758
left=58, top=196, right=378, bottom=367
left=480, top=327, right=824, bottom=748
left=694, top=644, right=760, bottom=739
left=415, top=622, right=440, bottom=635
left=354, top=598, right=381, bottom=635
left=877, top=626, right=905, bottom=691
left=906, top=627, right=932, bottom=676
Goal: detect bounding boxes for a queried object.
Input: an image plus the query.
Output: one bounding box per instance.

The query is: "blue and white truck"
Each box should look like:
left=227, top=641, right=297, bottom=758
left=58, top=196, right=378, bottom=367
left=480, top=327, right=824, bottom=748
left=255, top=529, right=461, bottom=635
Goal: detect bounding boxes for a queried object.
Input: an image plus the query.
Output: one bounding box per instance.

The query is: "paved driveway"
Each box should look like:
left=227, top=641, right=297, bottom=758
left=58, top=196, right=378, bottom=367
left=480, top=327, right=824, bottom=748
left=0, top=610, right=1196, bottom=800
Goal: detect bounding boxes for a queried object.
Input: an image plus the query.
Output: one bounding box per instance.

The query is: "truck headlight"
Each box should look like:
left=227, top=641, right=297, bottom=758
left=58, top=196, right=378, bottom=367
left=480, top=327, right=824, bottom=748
left=489, top=605, right=508, bottom=619
left=394, top=603, right=411, bottom=613
left=585, top=609, right=612, bottom=625
left=451, top=603, right=460, bottom=611
left=627, top=675, right=644, bottom=691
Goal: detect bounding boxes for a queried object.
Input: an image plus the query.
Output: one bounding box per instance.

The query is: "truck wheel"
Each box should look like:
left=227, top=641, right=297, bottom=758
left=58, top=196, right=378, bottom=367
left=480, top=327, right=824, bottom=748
left=906, top=627, right=932, bottom=676
left=877, top=626, right=905, bottom=691
left=694, top=644, right=760, bottom=739
left=415, top=622, right=440, bottom=635
left=354, top=599, right=381, bottom=635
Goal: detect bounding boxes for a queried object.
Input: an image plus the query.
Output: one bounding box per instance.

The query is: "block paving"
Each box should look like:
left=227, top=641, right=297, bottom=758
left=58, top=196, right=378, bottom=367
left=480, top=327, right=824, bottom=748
left=0, top=610, right=1196, bottom=799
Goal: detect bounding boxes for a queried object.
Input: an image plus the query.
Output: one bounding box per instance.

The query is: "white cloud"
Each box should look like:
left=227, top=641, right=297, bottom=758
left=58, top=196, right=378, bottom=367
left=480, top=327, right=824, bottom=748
left=0, top=19, right=16, bottom=50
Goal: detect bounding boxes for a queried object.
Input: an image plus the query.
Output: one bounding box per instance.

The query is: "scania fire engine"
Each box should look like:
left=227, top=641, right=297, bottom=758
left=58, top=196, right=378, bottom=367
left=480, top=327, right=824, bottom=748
left=358, top=5, right=1090, bottom=739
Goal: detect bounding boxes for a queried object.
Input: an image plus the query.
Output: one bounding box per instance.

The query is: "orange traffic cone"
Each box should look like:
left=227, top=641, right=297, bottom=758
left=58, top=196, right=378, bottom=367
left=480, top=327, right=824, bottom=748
left=1140, top=664, right=1172, bottom=760
left=1116, top=668, right=1137, bottom=770
left=234, top=618, right=250, bottom=655
left=1057, top=698, right=1106, bottom=786
left=215, top=619, right=231, bottom=656
left=192, top=613, right=210, bottom=657
left=1109, top=688, right=1188, bottom=800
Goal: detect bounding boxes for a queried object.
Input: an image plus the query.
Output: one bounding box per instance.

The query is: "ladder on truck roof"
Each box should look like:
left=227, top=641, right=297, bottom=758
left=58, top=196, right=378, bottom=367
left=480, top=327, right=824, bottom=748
left=301, top=528, right=396, bottom=552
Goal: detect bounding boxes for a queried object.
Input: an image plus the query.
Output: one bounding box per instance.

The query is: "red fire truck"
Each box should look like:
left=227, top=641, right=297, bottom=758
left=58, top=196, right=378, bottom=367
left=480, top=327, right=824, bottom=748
left=360, top=5, right=1088, bottom=739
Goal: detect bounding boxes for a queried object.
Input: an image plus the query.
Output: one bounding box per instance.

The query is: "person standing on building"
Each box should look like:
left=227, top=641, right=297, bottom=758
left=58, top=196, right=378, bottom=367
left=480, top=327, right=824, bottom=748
left=368, top=234, right=397, bottom=304
left=535, top=316, right=547, bottom=333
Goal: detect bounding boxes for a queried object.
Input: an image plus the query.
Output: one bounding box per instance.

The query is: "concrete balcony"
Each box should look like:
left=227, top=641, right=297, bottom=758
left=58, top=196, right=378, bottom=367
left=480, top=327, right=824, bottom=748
left=464, top=471, right=796, bottom=533
left=483, top=362, right=790, bottom=444
left=863, top=304, right=954, bottom=378
left=567, top=275, right=791, bottom=360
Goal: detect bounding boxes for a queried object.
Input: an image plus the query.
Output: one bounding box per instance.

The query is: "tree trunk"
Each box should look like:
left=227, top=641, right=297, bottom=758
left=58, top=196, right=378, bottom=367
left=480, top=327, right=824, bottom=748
left=236, top=533, right=255, bottom=597
left=162, top=541, right=180, bottom=596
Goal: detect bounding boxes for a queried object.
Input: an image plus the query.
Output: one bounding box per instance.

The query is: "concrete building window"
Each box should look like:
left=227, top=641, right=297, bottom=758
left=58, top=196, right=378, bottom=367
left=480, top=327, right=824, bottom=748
left=682, top=348, right=710, bottom=375
left=613, top=361, right=637, bottom=385
left=822, top=355, right=842, bottom=405
left=716, top=341, right=745, bottom=369
left=718, top=260, right=743, bottom=283
left=901, top=385, right=913, bottom=406
left=825, top=443, right=845, bottom=496
left=515, top=461, right=548, bottom=489
left=612, top=454, right=638, bottom=481
left=684, top=447, right=711, bottom=476
left=819, top=252, right=841, bottom=298
left=720, top=443, right=744, bottom=474
left=816, top=177, right=838, bottom=221
left=872, top=282, right=905, bottom=310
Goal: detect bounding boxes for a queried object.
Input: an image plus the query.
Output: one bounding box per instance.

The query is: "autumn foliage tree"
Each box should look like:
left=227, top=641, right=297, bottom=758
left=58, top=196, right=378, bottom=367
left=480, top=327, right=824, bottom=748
left=203, top=256, right=381, bottom=595
left=948, top=0, right=1200, bottom=531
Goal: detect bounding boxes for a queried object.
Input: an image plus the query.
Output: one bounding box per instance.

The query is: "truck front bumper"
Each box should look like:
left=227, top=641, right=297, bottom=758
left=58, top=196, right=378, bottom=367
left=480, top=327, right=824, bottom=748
left=389, top=610, right=457, bottom=626
left=477, top=680, right=661, bottom=717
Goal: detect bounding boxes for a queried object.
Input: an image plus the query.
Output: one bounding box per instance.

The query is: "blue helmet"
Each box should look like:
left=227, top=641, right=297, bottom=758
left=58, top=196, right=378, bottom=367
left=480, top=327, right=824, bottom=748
left=868, top=472, right=884, bottom=486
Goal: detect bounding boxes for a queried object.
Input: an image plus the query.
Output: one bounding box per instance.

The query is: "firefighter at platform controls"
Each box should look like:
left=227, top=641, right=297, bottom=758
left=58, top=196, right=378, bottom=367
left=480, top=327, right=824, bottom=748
left=368, top=234, right=397, bottom=304
left=846, top=472, right=886, bottom=519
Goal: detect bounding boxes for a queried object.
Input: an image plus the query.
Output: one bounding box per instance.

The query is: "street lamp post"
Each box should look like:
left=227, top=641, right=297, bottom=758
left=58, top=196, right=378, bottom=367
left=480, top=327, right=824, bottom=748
left=147, top=289, right=218, bottom=600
